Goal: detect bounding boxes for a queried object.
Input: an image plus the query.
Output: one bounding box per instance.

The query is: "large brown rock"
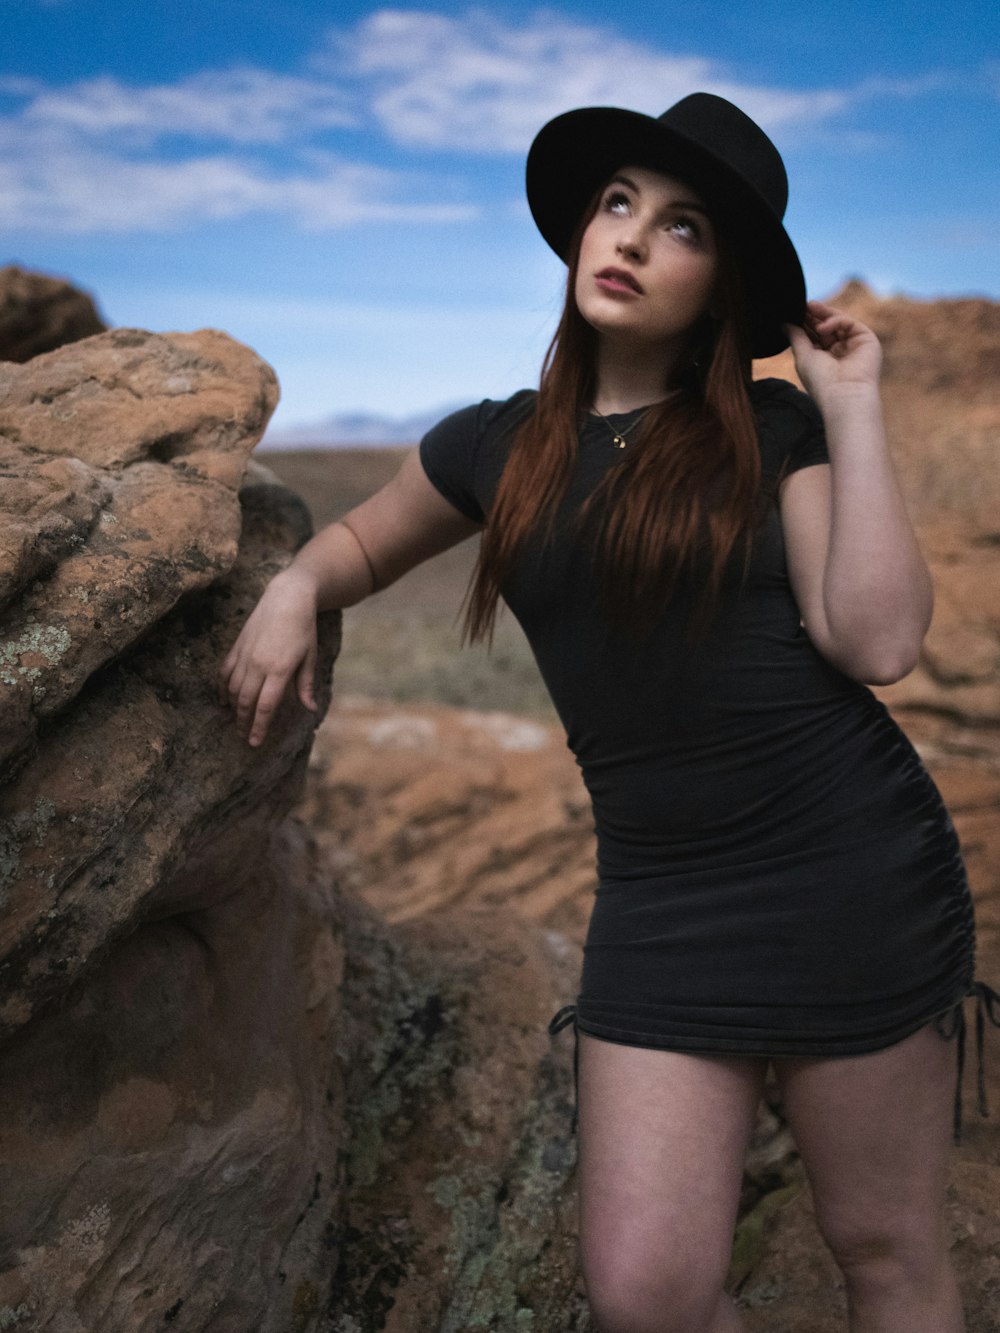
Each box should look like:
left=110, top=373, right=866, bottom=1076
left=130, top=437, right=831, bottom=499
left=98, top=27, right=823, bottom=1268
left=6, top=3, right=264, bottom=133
left=0, top=265, right=107, bottom=363
left=0, top=330, right=583, bottom=1330
left=0, top=327, right=279, bottom=771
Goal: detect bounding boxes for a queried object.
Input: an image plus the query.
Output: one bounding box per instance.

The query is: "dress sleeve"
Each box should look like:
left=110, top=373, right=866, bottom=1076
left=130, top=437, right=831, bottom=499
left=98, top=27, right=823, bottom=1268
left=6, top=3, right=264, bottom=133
left=418, top=403, right=486, bottom=522
left=752, top=377, right=830, bottom=479
left=785, top=392, right=829, bottom=475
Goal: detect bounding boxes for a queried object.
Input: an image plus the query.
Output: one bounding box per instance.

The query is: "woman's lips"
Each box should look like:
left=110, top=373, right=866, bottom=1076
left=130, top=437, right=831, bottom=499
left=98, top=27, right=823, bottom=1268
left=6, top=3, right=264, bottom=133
left=595, top=267, right=644, bottom=296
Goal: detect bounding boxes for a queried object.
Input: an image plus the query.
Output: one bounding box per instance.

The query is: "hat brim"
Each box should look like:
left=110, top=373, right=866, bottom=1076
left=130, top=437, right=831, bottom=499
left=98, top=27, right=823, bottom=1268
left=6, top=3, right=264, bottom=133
left=526, top=106, right=805, bottom=358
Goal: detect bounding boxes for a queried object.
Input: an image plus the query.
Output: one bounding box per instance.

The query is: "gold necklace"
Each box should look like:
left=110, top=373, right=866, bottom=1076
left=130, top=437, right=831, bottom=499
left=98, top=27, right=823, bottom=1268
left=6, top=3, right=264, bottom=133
left=589, top=405, right=651, bottom=449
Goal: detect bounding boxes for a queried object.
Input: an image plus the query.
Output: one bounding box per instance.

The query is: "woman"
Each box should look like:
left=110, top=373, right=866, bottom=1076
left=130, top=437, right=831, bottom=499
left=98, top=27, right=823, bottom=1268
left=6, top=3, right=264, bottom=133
left=221, top=94, right=990, bottom=1332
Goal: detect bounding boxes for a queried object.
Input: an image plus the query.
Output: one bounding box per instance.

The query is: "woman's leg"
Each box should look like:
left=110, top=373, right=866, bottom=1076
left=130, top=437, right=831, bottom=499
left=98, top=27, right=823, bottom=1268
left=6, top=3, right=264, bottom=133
left=774, top=1024, right=963, bottom=1333
left=577, top=1032, right=769, bottom=1333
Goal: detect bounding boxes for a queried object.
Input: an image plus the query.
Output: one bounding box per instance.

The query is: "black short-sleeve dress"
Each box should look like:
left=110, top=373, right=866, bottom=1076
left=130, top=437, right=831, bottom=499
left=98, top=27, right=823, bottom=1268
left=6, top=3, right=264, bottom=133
left=419, top=379, right=983, bottom=1069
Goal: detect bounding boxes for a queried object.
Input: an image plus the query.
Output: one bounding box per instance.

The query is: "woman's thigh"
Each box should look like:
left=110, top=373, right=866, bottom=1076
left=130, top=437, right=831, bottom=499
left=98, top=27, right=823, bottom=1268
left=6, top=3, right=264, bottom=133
left=577, top=1033, right=768, bottom=1294
left=772, top=1023, right=956, bottom=1262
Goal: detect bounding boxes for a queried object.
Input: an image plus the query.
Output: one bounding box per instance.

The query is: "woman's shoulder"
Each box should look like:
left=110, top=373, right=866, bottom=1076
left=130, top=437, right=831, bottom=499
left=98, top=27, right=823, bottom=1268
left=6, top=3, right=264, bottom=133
left=418, top=388, right=537, bottom=522
left=424, top=387, right=537, bottom=448
left=750, top=377, right=828, bottom=479
left=749, top=376, right=822, bottom=435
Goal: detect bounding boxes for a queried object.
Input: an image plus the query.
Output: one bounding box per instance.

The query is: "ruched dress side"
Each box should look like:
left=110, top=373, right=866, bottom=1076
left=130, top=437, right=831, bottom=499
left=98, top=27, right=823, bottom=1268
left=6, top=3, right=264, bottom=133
left=418, top=379, right=983, bottom=1072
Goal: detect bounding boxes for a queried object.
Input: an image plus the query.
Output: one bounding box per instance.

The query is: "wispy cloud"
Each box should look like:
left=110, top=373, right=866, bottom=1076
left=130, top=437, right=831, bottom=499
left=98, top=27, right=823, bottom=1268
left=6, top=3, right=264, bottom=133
left=0, top=127, right=474, bottom=233
left=326, top=9, right=854, bottom=153
left=9, top=68, right=356, bottom=143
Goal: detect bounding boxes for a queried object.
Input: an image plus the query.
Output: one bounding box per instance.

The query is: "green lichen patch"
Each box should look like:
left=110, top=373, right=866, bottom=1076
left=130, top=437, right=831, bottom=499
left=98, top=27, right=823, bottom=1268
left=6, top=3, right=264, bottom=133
left=0, top=620, right=72, bottom=696
left=430, top=1175, right=464, bottom=1210
left=429, top=1040, right=584, bottom=1332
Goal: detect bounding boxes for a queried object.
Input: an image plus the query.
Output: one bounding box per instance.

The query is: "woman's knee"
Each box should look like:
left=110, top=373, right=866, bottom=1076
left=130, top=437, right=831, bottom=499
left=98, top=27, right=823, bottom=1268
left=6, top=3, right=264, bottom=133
left=814, top=1200, right=948, bottom=1290
left=580, top=1233, right=730, bottom=1333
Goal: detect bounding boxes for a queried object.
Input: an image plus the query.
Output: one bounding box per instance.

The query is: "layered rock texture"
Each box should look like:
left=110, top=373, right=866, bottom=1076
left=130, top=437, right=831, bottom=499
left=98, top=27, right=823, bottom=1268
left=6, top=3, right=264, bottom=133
left=0, top=328, right=583, bottom=1331
left=0, top=266, right=107, bottom=363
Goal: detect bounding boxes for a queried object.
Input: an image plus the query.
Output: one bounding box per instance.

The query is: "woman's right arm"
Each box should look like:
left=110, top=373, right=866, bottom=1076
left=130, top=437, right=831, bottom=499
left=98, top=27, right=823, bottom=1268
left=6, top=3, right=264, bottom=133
left=219, top=448, right=482, bottom=746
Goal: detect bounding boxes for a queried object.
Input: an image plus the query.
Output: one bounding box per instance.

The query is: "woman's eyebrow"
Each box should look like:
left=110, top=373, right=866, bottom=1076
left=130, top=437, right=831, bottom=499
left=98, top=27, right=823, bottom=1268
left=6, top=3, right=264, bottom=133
left=607, top=174, right=709, bottom=215
left=608, top=173, right=640, bottom=193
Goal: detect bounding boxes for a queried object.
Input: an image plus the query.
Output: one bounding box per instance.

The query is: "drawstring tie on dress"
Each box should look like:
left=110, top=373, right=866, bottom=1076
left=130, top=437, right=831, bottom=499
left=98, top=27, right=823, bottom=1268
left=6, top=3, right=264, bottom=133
left=548, top=1003, right=580, bottom=1135
left=936, top=982, right=1000, bottom=1144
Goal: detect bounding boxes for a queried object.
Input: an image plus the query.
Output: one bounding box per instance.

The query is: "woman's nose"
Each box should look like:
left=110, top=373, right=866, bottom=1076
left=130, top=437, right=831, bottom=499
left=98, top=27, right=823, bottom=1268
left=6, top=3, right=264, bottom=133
left=615, top=230, right=646, bottom=262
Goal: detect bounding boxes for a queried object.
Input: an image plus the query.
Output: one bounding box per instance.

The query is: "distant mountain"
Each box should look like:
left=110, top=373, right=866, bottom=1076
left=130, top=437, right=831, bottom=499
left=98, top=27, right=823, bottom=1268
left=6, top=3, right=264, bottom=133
left=262, top=403, right=467, bottom=449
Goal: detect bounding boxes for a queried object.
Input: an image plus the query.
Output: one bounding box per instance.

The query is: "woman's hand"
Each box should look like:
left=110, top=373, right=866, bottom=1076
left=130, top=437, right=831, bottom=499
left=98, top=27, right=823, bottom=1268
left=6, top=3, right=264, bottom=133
left=218, top=566, right=319, bottom=747
left=785, top=300, right=882, bottom=404
left=218, top=448, right=481, bottom=747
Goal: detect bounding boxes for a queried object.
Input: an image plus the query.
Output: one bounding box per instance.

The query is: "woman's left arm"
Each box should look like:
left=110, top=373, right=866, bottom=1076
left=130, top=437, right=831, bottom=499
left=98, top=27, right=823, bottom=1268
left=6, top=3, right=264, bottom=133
left=779, top=300, right=933, bottom=686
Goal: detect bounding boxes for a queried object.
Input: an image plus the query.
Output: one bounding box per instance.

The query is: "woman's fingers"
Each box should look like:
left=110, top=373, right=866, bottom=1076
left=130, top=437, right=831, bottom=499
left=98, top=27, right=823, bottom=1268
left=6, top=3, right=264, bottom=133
left=218, top=583, right=320, bottom=742
left=785, top=322, right=811, bottom=351
left=296, top=644, right=318, bottom=713
left=218, top=646, right=240, bottom=706
left=228, top=648, right=313, bottom=745
left=235, top=667, right=266, bottom=737
left=803, top=301, right=876, bottom=353
left=248, top=673, right=290, bottom=747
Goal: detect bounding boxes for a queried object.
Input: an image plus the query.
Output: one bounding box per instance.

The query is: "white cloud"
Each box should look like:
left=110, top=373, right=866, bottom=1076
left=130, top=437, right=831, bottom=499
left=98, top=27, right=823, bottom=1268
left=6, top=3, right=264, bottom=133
left=0, top=45, right=479, bottom=233
left=326, top=8, right=854, bottom=153
left=14, top=68, right=356, bottom=144
left=0, top=129, right=475, bottom=233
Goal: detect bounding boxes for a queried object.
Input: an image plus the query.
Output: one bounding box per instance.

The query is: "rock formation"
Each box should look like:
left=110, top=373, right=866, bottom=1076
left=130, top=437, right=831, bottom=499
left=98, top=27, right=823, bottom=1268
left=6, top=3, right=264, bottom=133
left=0, top=266, right=107, bottom=363
left=0, top=328, right=583, bottom=1331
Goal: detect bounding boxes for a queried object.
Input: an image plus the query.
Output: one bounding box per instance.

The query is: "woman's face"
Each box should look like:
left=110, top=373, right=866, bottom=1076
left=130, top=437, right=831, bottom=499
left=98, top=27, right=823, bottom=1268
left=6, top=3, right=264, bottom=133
left=574, top=164, right=719, bottom=353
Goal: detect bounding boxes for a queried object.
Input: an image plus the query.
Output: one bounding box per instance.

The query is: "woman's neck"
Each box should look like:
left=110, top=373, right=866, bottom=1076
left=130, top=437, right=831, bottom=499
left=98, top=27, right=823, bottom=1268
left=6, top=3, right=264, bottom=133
left=590, top=337, right=685, bottom=415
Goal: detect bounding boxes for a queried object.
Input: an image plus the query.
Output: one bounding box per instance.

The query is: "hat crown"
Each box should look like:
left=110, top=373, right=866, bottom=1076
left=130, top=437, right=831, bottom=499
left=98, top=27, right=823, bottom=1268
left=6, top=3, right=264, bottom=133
left=658, top=93, right=788, bottom=219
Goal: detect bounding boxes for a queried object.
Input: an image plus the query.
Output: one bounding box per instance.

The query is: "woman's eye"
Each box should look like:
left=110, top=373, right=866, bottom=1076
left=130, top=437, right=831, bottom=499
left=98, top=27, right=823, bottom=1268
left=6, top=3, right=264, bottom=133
left=667, top=215, right=700, bottom=242
left=602, top=190, right=631, bottom=215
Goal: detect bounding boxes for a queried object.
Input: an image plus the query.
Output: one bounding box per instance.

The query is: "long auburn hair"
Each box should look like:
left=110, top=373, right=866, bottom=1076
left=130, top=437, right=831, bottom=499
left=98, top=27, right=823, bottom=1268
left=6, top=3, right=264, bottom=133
left=463, top=180, right=762, bottom=643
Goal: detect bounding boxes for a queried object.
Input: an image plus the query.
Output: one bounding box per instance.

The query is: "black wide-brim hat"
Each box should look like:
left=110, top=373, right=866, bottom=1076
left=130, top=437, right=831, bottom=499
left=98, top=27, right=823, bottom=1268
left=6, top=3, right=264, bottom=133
left=526, top=92, right=806, bottom=358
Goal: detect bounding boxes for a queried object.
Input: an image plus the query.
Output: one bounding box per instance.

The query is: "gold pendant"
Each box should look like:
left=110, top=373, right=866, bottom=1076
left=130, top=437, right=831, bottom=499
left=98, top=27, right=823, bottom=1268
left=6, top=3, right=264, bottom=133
left=614, top=434, right=626, bottom=448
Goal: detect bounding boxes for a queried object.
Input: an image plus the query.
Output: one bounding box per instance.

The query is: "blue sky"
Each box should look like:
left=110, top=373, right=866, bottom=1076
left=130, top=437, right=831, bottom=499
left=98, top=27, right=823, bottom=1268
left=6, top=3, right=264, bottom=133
left=3, top=0, right=998, bottom=432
